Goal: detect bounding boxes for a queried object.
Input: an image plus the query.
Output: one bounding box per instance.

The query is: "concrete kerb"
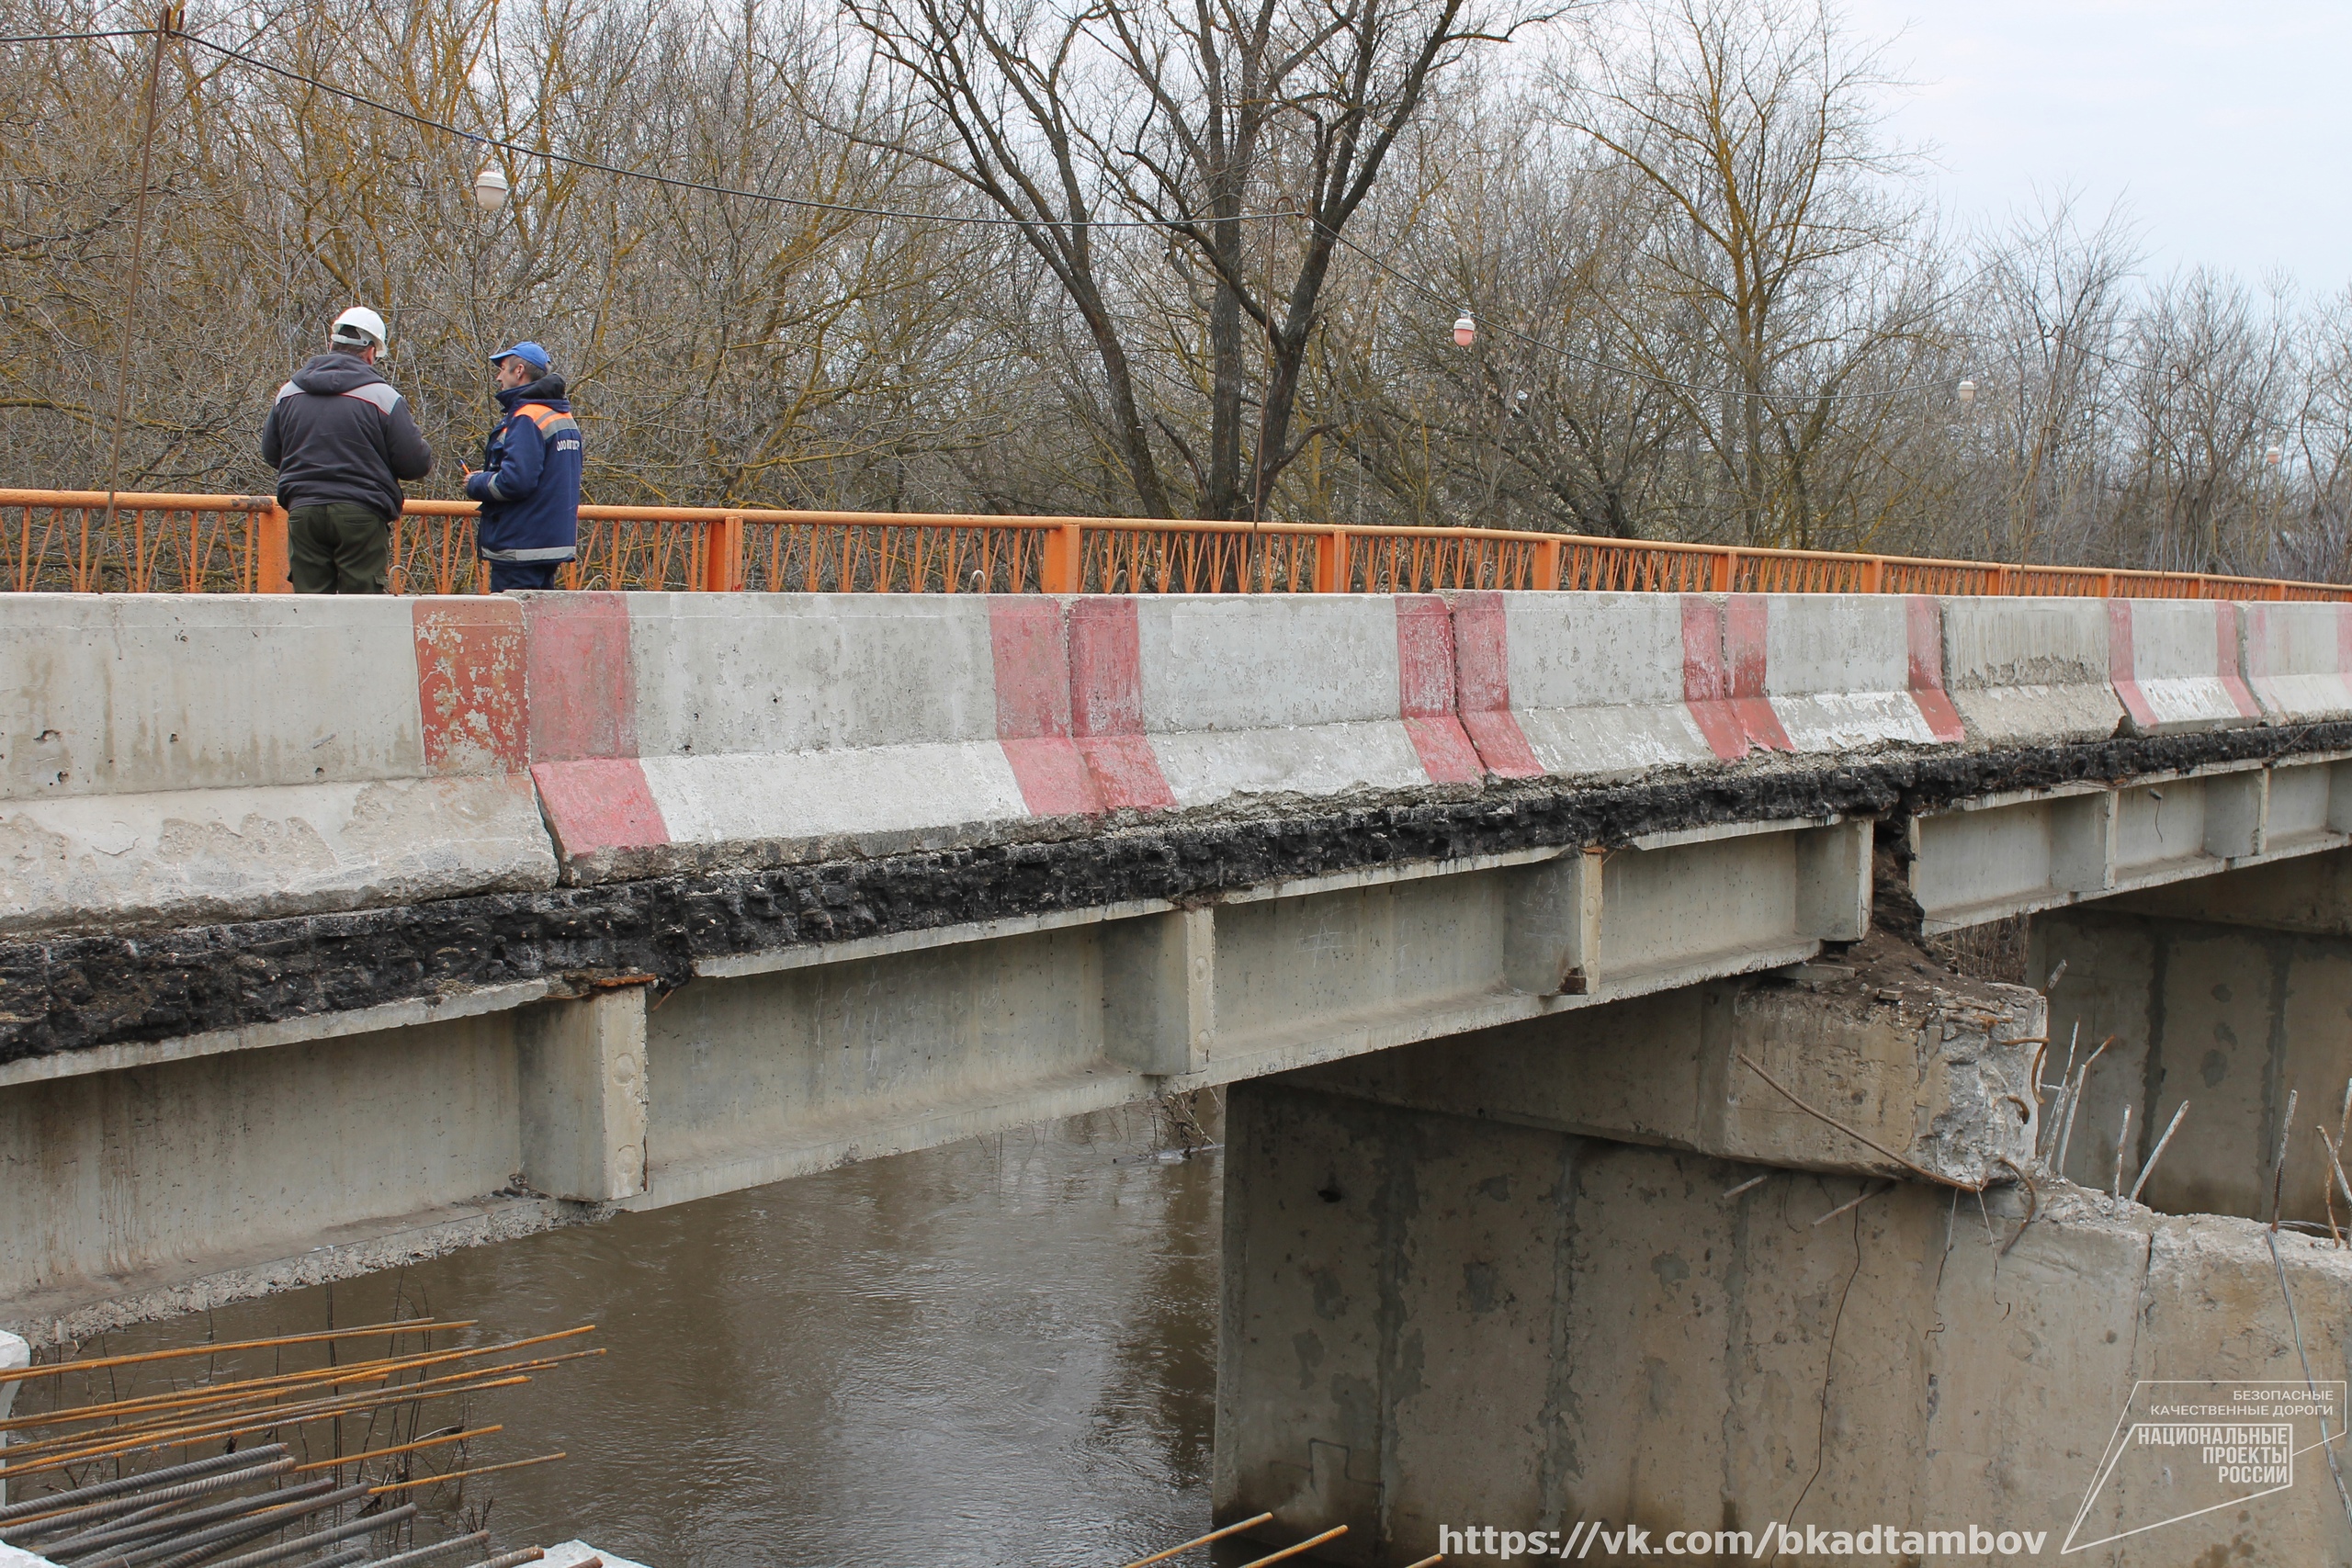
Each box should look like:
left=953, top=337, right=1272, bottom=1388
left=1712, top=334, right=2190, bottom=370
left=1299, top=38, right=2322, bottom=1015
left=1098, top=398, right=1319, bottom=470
left=1758, top=592, right=1959, bottom=751
left=534, top=592, right=1041, bottom=882
left=1449, top=591, right=1715, bottom=782
left=2244, top=600, right=2352, bottom=723
left=0, top=594, right=554, bottom=935
left=3, top=587, right=2314, bottom=925
left=2109, top=598, right=2262, bottom=735
left=1937, top=595, right=2125, bottom=745
left=1127, top=593, right=1480, bottom=808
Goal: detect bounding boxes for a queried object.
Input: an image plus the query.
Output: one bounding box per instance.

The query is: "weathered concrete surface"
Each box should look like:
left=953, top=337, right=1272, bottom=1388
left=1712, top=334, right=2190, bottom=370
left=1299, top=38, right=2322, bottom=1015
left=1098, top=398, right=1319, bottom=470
left=13, top=726, right=2346, bottom=1071
left=1905, top=752, right=2352, bottom=935
left=1284, top=926, right=2042, bottom=1189
left=2106, top=842, right=2352, bottom=935
left=2111, top=599, right=2263, bottom=736
left=0, top=998, right=616, bottom=1340
left=1940, top=596, right=2123, bottom=746
left=2245, top=602, right=2352, bottom=724
left=0, top=775, right=554, bottom=935
left=0, top=595, right=555, bottom=935
left=2032, top=887, right=2352, bottom=1226
left=6, top=811, right=1880, bottom=1330
left=1217, top=1078, right=2352, bottom=1566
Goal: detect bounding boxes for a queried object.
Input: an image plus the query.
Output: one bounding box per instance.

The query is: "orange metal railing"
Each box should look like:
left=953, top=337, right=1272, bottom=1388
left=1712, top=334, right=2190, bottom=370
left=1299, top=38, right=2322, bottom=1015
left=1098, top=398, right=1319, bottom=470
left=4, top=487, right=2347, bottom=601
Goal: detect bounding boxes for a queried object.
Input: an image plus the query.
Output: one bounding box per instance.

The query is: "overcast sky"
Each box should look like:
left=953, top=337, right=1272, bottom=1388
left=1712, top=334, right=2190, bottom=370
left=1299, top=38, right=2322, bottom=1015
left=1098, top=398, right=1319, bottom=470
left=1844, top=0, right=2351, bottom=294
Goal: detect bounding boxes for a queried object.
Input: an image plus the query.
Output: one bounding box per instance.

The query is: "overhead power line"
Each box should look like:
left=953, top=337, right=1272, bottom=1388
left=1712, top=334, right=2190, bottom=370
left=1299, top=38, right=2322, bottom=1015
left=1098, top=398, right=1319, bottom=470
left=7, top=24, right=1300, bottom=231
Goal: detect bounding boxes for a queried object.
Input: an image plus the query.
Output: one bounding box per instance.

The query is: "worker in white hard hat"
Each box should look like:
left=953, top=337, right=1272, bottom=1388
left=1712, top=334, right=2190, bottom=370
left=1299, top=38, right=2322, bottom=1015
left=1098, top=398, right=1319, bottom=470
left=259, top=306, right=435, bottom=592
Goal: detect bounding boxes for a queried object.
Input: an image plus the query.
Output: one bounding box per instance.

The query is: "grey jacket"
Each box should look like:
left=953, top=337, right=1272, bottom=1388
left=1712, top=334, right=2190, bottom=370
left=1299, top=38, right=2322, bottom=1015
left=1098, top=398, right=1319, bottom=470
left=260, top=352, right=435, bottom=520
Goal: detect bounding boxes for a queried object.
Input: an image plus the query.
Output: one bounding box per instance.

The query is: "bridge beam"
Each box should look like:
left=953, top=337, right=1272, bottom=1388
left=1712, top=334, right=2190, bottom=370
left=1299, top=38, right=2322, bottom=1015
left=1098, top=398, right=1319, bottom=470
left=1906, top=752, right=2352, bottom=934
left=3, top=810, right=1874, bottom=1337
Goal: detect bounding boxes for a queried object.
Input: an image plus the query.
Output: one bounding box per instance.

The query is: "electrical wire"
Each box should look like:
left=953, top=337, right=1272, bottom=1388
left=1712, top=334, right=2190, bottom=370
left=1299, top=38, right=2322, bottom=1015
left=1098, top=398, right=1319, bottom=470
left=202, top=30, right=1300, bottom=231
left=5, top=24, right=1296, bottom=229
left=6, top=21, right=1973, bottom=404
left=0, top=28, right=156, bottom=43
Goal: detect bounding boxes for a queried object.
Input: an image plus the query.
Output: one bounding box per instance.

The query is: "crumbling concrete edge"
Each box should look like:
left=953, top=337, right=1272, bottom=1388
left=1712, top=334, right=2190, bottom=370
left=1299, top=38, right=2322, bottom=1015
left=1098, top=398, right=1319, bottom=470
left=9, top=722, right=2350, bottom=1067
left=0, top=1196, right=606, bottom=1347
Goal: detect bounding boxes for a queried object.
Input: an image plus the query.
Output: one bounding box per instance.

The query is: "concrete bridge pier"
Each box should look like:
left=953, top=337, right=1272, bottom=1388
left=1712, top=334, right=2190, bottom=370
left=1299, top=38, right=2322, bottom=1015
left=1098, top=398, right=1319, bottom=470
left=1211, top=943, right=2352, bottom=1565
left=2033, top=849, right=2352, bottom=1224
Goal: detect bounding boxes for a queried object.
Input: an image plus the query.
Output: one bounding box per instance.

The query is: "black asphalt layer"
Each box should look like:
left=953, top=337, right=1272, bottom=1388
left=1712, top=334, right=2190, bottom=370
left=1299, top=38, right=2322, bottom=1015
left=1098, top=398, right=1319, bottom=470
left=9, top=721, right=2351, bottom=1066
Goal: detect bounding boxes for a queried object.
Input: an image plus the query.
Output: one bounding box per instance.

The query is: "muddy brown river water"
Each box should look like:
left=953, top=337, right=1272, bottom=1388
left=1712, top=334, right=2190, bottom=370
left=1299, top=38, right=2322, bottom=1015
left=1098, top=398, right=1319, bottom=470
left=29, top=1107, right=1225, bottom=1568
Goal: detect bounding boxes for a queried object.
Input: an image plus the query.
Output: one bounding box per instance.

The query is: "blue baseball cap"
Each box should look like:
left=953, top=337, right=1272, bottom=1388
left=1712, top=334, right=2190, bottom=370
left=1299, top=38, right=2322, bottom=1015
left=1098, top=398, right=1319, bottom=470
left=490, top=341, right=550, bottom=372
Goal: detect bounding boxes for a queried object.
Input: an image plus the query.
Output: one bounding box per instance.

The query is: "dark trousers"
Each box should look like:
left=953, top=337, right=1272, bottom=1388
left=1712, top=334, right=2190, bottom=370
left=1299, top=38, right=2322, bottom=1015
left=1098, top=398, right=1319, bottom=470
left=486, top=558, right=563, bottom=592
left=287, top=502, right=390, bottom=593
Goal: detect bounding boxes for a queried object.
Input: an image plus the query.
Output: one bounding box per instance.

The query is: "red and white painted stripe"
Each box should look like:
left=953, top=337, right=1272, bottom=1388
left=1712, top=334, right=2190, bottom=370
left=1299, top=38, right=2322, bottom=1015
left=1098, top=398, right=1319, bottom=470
left=521, top=592, right=1507, bottom=882
left=1, top=595, right=552, bottom=934
left=1746, top=594, right=1959, bottom=752
left=1448, top=591, right=1713, bottom=778
left=2241, top=602, right=2352, bottom=723
left=2106, top=600, right=2261, bottom=736
left=526, top=594, right=1039, bottom=881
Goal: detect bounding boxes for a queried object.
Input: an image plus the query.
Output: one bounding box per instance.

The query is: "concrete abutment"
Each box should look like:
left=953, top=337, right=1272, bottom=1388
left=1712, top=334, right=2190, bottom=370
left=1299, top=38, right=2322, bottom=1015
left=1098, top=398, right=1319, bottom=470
left=2035, top=849, right=2352, bottom=1224
left=1214, top=947, right=2352, bottom=1566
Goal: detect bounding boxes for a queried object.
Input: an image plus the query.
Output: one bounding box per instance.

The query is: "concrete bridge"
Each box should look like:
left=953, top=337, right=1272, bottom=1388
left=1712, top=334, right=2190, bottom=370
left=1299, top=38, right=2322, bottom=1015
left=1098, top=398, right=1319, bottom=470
left=9, top=586, right=2352, bottom=1561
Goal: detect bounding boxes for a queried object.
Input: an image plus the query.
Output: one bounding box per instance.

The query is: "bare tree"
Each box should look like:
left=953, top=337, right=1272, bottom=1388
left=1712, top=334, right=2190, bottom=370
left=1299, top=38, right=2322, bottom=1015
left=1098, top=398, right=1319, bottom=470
left=845, top=0, right=1550, bottom=518
left=1547, top=0, right=1934, bottom=547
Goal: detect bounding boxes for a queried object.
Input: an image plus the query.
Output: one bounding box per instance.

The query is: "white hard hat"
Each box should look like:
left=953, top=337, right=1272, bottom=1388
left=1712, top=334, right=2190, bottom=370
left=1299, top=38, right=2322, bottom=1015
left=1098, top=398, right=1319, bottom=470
left=330, top=306, right=388, bottom=349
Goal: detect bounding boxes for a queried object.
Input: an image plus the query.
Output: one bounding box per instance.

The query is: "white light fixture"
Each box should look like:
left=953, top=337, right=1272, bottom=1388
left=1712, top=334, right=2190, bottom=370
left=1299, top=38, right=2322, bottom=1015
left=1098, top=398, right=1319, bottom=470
left=1957, top=378, right=1977, bottom=405
left=1453, top=310, right=1476, bottom=348
left=472, top=165, right=510, bottom=211
left=2266, top=444, right=2285, bottom=467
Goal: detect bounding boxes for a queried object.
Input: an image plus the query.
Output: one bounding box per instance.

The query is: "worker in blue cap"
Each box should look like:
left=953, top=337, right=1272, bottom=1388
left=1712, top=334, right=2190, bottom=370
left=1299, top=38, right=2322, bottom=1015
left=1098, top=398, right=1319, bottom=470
left=465, top=340, right=582, bottom=592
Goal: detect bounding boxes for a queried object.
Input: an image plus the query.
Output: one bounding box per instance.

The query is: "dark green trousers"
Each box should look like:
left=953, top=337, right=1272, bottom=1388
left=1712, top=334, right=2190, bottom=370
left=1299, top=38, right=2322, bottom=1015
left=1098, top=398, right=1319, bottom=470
left=287, top=502, right=391, bottom=593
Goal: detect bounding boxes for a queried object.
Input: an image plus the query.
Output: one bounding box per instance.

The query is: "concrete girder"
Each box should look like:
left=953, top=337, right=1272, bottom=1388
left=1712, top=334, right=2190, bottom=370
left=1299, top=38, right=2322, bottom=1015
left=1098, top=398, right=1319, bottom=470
left=1908, top=751, right=2352, bottom=934
left=3, top=778, right=2341, bottom=1337
left=4, top=816, right=1872, bottom=1335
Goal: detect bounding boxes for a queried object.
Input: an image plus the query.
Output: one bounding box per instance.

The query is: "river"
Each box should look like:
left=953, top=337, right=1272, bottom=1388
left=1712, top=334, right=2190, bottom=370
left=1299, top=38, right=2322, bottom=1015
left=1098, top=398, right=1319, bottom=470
left=29, top=1103, right=1225, bottom=1568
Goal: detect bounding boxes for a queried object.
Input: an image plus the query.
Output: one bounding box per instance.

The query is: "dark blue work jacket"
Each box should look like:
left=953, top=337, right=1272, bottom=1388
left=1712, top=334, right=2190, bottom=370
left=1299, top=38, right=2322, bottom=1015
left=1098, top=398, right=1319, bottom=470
left=465, top=375, right=582, bottom=561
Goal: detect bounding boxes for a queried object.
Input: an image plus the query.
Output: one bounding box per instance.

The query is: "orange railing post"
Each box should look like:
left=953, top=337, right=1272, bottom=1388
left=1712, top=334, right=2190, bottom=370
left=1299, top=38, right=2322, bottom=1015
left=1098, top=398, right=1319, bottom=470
left=704, top=512, right=744, bottom=592
left=1314, top=528, right=1349, bottom=592
left=1533, top=537, right=1562, bottom=592
left=257, top=502, right=290, bottom=592
left=1042, top=520, right=1083, bottom=592
left=1712, top=549, right=1736, bottom=592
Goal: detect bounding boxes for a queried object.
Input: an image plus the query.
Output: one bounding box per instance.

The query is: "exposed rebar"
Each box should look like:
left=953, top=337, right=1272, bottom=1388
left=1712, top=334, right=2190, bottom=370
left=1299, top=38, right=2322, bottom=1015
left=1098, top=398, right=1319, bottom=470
left=369, top=1531, right=492, bottom=1568
left=0, top=1455, right=293, bottom=1541
left=0, top=1447, right=290, bottom=1525
left=2126, top=1101, right=2189, bottom=1205
left=192, top=1501, right=417, bottom=1568
left=42, top=1479, right=336, bottom=1559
